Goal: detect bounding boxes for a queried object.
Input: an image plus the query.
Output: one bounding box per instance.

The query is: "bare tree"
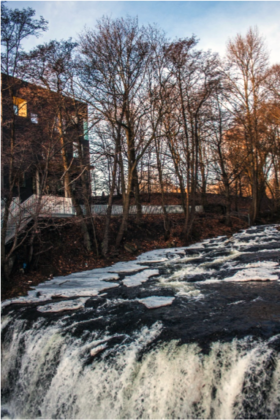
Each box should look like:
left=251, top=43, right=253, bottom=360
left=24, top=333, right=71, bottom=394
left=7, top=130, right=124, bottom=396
left=23, top=39, right=94, bottom=252
left=165, top=39, right=221, bottom=237
left=1, top=3, right=48, bottom=283
left=79, top=17, right=167, bottom=249
left=225, top=27, right=270, bottom=222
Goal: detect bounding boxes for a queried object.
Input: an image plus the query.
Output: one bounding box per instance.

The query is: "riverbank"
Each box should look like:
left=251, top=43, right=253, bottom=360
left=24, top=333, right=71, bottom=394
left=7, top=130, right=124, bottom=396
left=2, top=212, right=252, bottom=301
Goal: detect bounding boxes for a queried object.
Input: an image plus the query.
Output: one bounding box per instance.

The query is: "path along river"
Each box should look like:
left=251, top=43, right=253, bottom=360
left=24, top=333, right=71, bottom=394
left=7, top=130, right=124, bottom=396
left=1, top=224, right=280, bottom=419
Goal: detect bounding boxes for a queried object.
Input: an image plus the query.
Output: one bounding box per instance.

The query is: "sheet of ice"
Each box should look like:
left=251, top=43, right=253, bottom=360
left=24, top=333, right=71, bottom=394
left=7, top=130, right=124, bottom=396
left=185, top=243, right=205, bottom=249
left=137, top=296, right=175, bottom=309
left=37, top=298, right=88, bottom=313
left=230, top=261, right=279, bottom=271
left=52, top=272, right=119, bottom=282
left=107, top=261, right=148, bottom=273
left=224, top=263, right=280, bottom=282
left=136, top=247, right=187, bottom=263
left=17, top=276, right=120, bottom=303
left=122, top=269, right=159, bottom=287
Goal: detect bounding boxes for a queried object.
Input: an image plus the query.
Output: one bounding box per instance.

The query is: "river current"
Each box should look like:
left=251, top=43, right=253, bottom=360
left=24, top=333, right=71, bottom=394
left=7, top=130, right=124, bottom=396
left=1, top=224, right=280, bottom=419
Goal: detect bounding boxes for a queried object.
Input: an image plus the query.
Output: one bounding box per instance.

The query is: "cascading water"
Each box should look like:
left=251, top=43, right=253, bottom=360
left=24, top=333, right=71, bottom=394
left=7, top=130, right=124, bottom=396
left=2, top=224, right=280, bottom=419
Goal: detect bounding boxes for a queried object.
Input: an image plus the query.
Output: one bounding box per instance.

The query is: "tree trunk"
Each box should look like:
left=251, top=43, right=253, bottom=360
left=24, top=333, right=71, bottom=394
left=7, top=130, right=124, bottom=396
left=102, top=144, right=118, bottom=256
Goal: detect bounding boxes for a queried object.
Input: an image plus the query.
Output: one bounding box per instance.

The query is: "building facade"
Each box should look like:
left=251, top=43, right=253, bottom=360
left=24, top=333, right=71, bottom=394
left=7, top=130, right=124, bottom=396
left=1, top=73, right=91, bottom=203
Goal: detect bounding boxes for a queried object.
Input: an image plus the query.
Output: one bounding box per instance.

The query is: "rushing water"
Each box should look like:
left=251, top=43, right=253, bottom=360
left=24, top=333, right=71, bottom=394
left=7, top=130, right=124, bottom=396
left=1, top=224, right=280, bottom=419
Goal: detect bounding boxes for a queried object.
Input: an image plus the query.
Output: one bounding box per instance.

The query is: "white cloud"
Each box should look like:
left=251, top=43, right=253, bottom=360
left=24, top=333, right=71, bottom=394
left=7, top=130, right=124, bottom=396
left=7, top=1, right=280, bottom=64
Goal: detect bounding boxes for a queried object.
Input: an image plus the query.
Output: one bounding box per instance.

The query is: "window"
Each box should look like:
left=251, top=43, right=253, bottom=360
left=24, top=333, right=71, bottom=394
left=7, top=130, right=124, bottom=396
left=83, top=120, right=88, bottom=140
left=31, top=113, right=38, bottom=124
left=13, top=97, right=27, bottom=117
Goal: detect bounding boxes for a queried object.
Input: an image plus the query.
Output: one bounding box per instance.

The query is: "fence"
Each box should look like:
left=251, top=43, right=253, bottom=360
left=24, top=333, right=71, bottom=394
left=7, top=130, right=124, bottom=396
left=89, top=204, right=204, bottom=215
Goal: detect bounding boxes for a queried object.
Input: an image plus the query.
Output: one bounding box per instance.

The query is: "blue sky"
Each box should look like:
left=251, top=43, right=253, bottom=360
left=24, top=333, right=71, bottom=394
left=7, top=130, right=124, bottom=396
left=6, top=1, right=280, bottom=64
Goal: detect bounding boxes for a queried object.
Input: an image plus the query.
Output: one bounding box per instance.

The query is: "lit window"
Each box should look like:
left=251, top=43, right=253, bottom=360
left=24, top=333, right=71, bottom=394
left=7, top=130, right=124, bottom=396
left=83, top=120, right=88, bottom=140
left=31, top=113, right=38, bottom=124
left=13, top=97, right=27, bottom=117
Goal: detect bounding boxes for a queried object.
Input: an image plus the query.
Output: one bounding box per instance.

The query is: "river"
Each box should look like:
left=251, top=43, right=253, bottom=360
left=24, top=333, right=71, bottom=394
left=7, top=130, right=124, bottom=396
left=1, top=224, right=280, bottom=419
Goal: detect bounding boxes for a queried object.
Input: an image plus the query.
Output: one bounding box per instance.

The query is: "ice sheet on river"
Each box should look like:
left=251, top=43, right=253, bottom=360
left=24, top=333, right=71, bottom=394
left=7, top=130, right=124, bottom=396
left=137, top=296, right=175, bottom=309
left=122, top=269, right=159, bottom=287
left=37, top=298, right=88, bottom=313
left=224, top=261, right=280, bottom=282
left=136, top=247, right=188, bottom=263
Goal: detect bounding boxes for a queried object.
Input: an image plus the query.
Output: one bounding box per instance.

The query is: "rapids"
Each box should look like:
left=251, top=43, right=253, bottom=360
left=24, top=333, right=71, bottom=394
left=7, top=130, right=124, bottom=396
left=1, top=224, right=280, bottom=419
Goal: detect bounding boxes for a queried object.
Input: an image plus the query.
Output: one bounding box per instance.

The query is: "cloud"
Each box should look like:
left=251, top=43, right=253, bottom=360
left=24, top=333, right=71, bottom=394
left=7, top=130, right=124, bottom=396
left=6, top=1, right=280, bottom=64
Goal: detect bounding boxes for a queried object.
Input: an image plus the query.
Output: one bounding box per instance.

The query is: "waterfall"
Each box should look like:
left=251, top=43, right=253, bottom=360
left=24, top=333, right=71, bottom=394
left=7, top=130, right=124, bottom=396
left=2, top=316, right=280, bottom=419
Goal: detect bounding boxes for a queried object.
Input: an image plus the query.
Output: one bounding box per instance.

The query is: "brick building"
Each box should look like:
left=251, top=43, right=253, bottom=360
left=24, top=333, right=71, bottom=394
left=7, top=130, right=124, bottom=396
left=1, top=73, right=91, bottom=203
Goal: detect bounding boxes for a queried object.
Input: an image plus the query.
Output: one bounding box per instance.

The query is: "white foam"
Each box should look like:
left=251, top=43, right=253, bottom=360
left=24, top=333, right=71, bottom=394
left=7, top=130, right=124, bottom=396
left=232, top=261, right=279, bottom=270
left=202, top=278, right=222, bottom=284
left=137, top=296, right=174, bottom=309
left=3, top=326, right=278, bottom=419
left=122, top=269, right=159, bottom=287
left=90, top=344, right=108, bottom=357
left=176, top=290, right=204, bottom=300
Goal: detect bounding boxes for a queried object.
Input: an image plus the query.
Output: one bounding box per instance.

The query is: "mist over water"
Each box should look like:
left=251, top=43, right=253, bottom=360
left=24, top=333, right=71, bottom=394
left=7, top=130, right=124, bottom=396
left=2, top=225, right=280, bottom=419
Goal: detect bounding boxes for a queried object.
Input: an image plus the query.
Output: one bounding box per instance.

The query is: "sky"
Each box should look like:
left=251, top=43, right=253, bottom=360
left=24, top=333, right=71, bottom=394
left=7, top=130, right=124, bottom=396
left=5, top=1, right=280, bottom=65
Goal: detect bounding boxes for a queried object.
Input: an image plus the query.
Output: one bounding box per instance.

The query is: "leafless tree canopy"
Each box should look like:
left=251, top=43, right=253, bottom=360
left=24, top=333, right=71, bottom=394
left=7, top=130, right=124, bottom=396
left=1, top=5, right=280, bottom=282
